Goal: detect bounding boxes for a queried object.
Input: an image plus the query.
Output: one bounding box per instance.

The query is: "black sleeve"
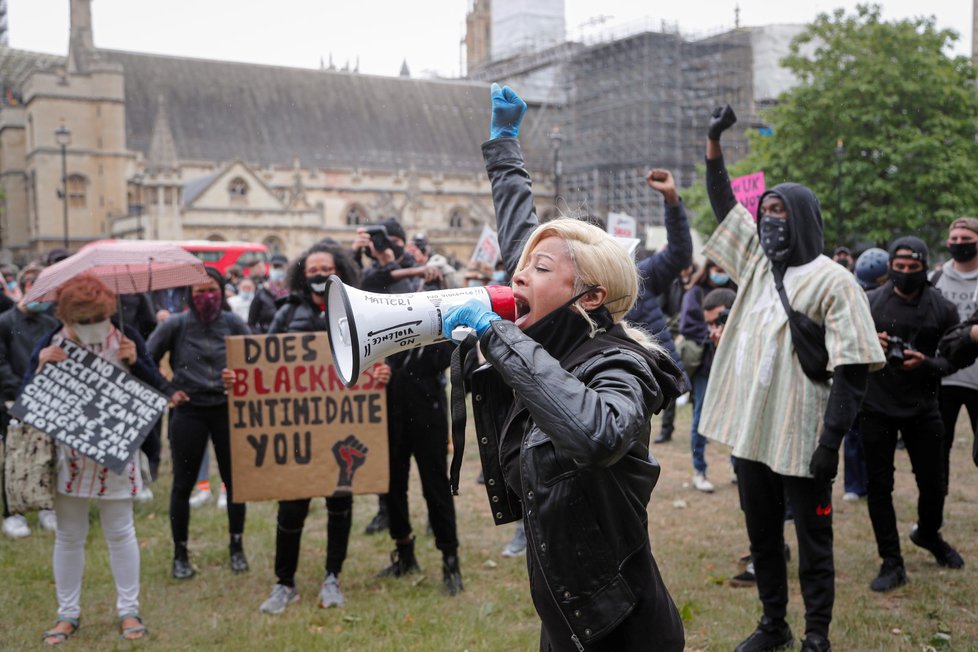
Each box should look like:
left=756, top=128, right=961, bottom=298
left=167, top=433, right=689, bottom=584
left=706, top=155, right=738, bottom=223
left=819, top=363, right=869, bottom=449
left=921, top=301, right=962, bottom=377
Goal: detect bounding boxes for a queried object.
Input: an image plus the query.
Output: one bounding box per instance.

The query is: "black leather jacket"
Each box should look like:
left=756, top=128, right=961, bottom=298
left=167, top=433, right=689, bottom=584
left=474, top=138, right=684, bottom=647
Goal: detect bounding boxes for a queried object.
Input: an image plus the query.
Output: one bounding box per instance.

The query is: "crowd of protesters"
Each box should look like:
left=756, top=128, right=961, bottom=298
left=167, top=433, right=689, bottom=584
left=0, top=86, right=975, bottom=651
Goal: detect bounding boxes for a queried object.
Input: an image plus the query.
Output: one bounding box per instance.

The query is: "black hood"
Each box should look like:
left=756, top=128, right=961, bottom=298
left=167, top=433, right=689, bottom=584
left=186, top=266, right=231, bottom=317
left=758, top=183, right=824, bottom=268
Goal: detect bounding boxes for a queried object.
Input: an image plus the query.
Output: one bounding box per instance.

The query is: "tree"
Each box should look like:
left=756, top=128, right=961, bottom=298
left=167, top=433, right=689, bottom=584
left=690, top=4, right=978, bottom=251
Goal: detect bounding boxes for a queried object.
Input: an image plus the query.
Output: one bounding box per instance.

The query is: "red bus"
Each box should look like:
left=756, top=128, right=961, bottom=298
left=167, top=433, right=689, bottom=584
left=177, top=241, right=270, bottom=276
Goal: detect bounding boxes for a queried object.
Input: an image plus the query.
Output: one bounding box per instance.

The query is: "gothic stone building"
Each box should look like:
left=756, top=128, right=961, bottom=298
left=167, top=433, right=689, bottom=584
left=0, top=0, right=557, bottom=264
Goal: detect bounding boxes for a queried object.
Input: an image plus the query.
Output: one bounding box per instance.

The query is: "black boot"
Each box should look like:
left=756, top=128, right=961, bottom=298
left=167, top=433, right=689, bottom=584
left=172, top=541, right=195, bottom=580
left=442, top=554, right=464, bottom=596
left=734, top=616, right=793, bottom=652
left=229, top=533, right=249, bottom=574
left=376, top=537, right=421, bottom=578
left=364, top=495, right=389, bottom=535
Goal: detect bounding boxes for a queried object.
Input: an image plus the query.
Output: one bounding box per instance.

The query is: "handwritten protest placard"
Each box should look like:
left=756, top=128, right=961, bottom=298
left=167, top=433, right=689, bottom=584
left=226, top=333, right=389, bottom=502
left=9, top=338, right=169, bottom=474
left=731, top=171, right=766, bottom=219
left=470, top=224, right=500, bottom=266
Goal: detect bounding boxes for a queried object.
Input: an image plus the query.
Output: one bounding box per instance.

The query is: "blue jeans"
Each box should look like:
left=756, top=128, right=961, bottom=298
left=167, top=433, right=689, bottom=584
left=843, top=423, right=868, bottom=496
left=690, top=372, right=709, bottom=474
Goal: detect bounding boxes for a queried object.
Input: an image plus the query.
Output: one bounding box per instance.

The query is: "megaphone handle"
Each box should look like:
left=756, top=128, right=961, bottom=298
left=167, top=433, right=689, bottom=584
left=451, top=326, right=476, bottom=342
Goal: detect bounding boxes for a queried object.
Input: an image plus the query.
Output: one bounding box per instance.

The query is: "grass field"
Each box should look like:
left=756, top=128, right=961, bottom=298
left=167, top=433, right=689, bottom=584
left=2, top=403, right=977, bottom=651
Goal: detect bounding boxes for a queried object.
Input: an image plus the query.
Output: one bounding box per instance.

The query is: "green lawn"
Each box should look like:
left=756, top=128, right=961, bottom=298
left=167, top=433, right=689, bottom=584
left=2, top=404, right=976, bottom=651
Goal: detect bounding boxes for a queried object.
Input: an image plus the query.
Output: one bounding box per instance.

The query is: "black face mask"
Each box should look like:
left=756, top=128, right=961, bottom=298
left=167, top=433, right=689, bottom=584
left=523, top=286, right=606, bottom=362
left=391, top=245, right=405, bottom=260
left=306, top=274, right=331, bottom=295
left=759, top=215, right=790, bottom=262
left=890, top=269, right=928, bottom=295
left=948, top=241, right=978, bottom=263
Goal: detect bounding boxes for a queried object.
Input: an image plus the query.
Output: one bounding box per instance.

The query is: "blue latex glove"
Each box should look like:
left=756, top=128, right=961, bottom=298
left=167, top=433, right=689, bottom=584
left=490, top=83, right=527, bottom=140
left=442, top=299, right=501, bottom=339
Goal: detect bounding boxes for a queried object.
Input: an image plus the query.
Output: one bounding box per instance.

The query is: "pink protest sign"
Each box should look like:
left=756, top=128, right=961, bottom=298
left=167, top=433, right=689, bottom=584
left=731, top=171, right=766, bottom=220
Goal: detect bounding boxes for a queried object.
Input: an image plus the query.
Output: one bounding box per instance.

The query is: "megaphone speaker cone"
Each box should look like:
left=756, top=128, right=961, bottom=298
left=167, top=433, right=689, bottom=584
left=325, top=277, right=515, bottom=388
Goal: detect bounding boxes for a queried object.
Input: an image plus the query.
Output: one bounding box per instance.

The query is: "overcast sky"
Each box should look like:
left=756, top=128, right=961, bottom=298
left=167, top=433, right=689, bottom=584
left=8, top=0, right=974, bottom=78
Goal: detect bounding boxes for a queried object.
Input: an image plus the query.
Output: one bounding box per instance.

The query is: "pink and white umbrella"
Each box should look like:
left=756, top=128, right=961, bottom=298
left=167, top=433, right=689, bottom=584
left=24, top=240, right=212, bottom=303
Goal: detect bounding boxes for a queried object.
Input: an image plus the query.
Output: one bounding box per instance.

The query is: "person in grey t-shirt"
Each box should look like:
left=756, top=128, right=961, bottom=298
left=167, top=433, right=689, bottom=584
left=933, top=216, right=978, bottom=491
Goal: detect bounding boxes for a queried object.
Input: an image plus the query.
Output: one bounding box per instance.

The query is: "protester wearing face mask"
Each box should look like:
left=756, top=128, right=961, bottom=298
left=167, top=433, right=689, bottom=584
left=248, top=253, right=290, bottom=334
left=25, top=273, right=180, bottom=644
left=227, top=277, right=256, bottom=322
left=857, top=238, right=963, bottom=593
left=932, top=216, right=978, bottom=492
left=0, top=265, right=58, bottom=540
left=250, top=243, right=391, bottom=614
left=831, top=246, right=854, bottom=271
left=704, top=104, right=884, bottom=652
left=678, top=260, right=736, bottom=494
left=147, top=267, right=250, bottom=580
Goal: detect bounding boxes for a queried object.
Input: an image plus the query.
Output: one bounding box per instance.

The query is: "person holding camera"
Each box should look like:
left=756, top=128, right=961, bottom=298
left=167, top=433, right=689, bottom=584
left=351, top=217, right=462, bottom=596
left=703, top=105, right=884, bottom=652
left=858, top=237, right=964, bottom=593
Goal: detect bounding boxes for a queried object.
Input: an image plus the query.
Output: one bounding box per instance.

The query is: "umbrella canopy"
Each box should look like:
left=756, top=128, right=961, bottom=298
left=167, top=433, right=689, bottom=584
left=24, top=240, right=213, bottom=303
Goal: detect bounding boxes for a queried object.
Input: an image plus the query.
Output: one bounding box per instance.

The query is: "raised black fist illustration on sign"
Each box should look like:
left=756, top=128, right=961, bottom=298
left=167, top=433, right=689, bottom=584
left=332, top=435, right=368, bottom=495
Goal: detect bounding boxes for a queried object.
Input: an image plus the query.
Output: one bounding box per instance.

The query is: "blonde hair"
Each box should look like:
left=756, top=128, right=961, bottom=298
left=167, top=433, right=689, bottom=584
left=516, top=218, right=659, bottom=351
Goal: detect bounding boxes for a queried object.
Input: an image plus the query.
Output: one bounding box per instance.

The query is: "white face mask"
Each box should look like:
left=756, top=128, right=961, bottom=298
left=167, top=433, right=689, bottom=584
left=72, top=319, right=112, bottom=346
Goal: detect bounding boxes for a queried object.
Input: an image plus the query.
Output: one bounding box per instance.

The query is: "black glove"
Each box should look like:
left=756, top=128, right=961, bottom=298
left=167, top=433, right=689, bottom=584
left=708, top=104, right=737, bottom=141
left=809, top=444, right=839, bottom=484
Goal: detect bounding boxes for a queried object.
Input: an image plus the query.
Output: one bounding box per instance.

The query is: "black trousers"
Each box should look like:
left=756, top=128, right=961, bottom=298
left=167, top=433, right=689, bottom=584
left=938, top=384, right=978, bottom=489
left=274, top=495, right=353, bottom=586
left=169, top=403, right=246, bottom=544
left=140, top=420, right=162, bottom=482
left=860, top=409, right=946, bottom=565
left=386, top=384, right=458, bottom=556
left=735, top=457, right=834, bottom=639
left=657, top=399, right=677, bottom=438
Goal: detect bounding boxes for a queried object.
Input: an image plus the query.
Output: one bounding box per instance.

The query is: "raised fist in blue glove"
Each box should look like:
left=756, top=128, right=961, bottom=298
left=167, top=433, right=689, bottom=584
left=490, top=83, right=527, bottom=140
left=442, top=299, right=501, bottom=340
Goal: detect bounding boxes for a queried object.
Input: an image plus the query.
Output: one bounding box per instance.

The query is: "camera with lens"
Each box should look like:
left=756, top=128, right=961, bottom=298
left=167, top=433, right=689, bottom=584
left=715, top=308, right=730, bottom=327
left=363, top=225, right=394, bottom=257
left=886, top=335, right=913, bottom=368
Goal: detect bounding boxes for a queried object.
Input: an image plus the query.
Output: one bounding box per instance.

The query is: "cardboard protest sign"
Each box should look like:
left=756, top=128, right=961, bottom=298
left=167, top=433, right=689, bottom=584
left=731, top=171, right=766, bottom=219
left=226, top=333, right=389, bottom=502
left=9, top=338, right=169, bottom=474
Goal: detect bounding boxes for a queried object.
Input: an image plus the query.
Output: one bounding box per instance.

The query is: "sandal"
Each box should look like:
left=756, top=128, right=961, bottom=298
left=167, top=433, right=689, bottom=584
left=119, top=613, right=148, bottom=641
left=42, top=617, right=79, bottom=646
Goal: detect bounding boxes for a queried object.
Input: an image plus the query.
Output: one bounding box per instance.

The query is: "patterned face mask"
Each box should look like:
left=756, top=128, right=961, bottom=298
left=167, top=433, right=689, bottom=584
left=759, top=215, right=790, bottom=262
left=192, top=290, right=223, bottom=322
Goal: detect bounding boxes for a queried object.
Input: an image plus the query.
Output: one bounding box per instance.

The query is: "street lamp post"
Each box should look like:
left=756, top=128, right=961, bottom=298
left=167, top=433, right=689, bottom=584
left=834, top=138, right=845, bottom=243
left=131, top=172, right=144, bottom=239
left=55, top=125, right=71, bottom=249
left=550, top=125, right=563, bottom=207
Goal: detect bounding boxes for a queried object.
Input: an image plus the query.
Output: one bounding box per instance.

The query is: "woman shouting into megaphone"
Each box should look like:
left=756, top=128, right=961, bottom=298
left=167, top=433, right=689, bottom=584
left=440, top=84, right=686, bottom=652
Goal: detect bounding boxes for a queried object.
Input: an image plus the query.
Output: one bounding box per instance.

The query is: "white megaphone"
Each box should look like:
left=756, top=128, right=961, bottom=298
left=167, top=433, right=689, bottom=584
left=325, top=276, right=516, bottom=387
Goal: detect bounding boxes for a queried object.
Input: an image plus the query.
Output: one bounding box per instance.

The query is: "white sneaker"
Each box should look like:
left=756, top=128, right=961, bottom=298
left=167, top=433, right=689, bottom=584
left=134, top=487, right=154, bottom=503
left=260, top=584, right=300, bottom=614
left=38, top=509, right=58, bottom=531
left=216, top=485, right=227, bottom=510
left=2, top=514, right=30, bottom=539
left=676, top=392, right=689, bottom=407
left=189, top=487, right=212, bottom=508
left=318, top=573, right=345, bottom=608
left=692, top=473, right=715, bottom=493
left=842, top=492, right=861, bottom=502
